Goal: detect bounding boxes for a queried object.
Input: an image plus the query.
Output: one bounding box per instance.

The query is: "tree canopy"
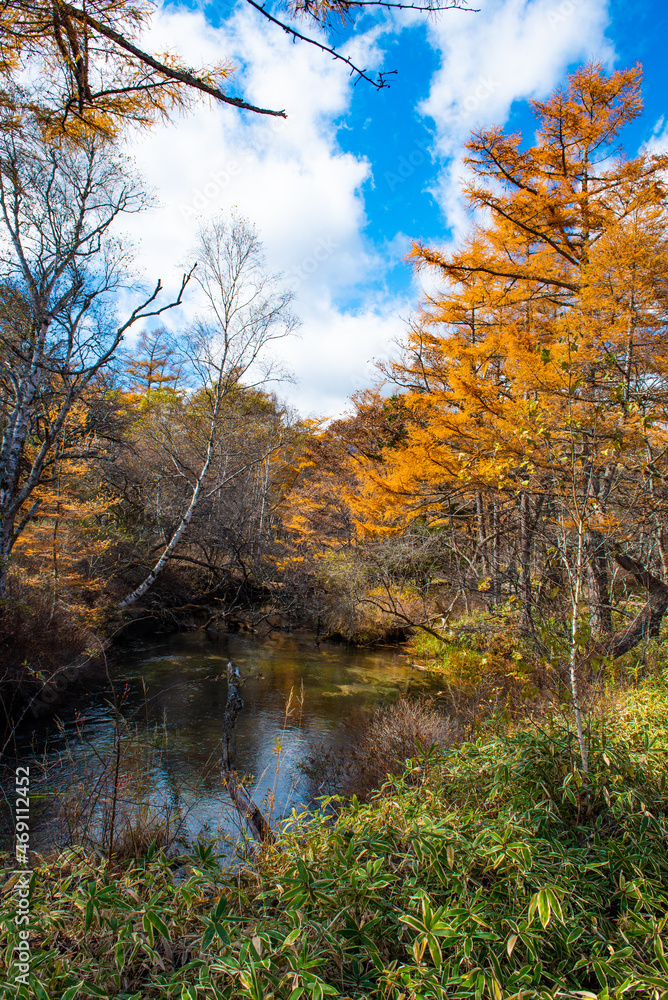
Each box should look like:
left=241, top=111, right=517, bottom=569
left=0, top=0, right=470, bottom=139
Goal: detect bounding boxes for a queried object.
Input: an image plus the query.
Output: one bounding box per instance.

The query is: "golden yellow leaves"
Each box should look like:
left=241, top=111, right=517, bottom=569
left=342, top=65, right=668, bottom=541
left=0, top=0, right=244, bottom=141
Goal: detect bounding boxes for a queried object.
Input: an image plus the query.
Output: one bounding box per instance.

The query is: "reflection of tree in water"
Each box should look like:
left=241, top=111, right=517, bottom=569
left=5, top=632, right=445, bottom=852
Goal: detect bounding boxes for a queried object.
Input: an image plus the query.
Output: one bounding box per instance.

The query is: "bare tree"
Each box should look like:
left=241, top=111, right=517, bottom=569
left=0, top=134, right=191, bottom=597
left=118, top=215, right=299, bottom=607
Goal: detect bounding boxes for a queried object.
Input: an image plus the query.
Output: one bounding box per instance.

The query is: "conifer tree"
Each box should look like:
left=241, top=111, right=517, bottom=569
left=353, top=65, right=668, bottom=698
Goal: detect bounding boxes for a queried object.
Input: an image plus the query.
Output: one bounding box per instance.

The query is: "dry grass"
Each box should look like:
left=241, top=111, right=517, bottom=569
left=304, top=698, right=464, bottom=802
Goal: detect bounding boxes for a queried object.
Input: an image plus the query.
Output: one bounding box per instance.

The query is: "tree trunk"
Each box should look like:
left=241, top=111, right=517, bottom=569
left=476, top=493, right=490, bottom=585
left=448, top=502, right=469, bottom=613
left=569, top=522, right=589, bottom=775
left=491, top=501, right=500, bottom=603
left=220, top=660, right=275, bottom=844
left=118, top=486, right=203, bottom=608
left=118, top=378, right=221, bottom=608
left=656, top=523, right=668, bottom=579
left=519, top=492, right=533, bottom=629
left=606, top=552, right=668, bottom=659
left=585, top=529, right=612, bottom=634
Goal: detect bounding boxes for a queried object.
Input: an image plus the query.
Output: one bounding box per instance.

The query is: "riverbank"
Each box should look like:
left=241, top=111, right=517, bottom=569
left=0, top=630, right=448, bottom=857
left=0, top=579, right=418, bottom=743
left=0, top=594, right=255, bottom=739
left=405, top=608, right=668, bottom=743
left=2, top=722, right=667, bottom=998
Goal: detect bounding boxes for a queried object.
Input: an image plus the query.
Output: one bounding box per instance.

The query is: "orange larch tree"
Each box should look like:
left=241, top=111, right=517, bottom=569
left=349, top=65, right=668, bottom=765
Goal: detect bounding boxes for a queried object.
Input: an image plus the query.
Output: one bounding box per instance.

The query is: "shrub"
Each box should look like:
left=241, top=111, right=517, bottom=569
left=304, top=698, right=464, bottom=801
left=2, top=726, right=667, bottom=999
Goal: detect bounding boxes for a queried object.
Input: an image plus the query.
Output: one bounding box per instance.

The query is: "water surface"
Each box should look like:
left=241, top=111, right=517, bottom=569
left=2, top=631, right=445, bottom=853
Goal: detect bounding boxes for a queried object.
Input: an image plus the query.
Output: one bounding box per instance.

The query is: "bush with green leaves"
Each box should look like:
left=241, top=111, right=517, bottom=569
left=1, top=726, right=667, bottom=999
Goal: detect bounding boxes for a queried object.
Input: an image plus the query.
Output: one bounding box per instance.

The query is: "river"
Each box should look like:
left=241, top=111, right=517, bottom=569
left=1, top=630, right=446, bottom=856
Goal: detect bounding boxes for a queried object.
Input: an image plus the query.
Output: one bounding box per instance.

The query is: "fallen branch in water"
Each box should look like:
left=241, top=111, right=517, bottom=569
left=221, top=660, right=275, bottom=844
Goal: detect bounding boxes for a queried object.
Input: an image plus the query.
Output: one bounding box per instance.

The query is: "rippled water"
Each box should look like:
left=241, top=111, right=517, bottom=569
left=2, top=631, right=445, bottom=852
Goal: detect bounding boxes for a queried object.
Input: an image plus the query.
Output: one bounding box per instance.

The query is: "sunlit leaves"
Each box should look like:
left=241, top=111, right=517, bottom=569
left=1, top=727, right=668, bottom=998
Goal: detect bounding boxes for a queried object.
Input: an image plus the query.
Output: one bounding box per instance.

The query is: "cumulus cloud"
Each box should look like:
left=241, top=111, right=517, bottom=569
left=420, top=0, right=614, bottom=245
left=117, top=0, right=615, bottom=417
left=424, top=0, right=612, bottom=147
left=641, top=116, right=668, bottom=155
left=120, top=2, right=389, bottom=415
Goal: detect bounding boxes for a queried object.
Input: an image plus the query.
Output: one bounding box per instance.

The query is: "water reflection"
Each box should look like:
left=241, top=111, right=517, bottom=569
left=2, top=631, right=444, bottom=852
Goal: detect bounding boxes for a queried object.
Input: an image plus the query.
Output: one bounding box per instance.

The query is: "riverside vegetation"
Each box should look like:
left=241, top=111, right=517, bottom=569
left=1, top=715, right=667, bottom=999
left=1, top=628, right=667, bottom=997
left=1, top=52, right=668, bottom=1000
left=5, top=65, right=668, bottom=731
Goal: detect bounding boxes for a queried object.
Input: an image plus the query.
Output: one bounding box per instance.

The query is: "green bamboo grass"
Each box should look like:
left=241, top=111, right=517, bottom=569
left=2, top=723, right=667, bottom=1000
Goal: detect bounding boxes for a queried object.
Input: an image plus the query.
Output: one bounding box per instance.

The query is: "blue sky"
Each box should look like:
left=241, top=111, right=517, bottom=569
left=125, top=0, right=668, bottom=416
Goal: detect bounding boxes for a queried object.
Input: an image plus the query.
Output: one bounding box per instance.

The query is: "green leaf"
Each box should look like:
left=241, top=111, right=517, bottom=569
left=61, top=987, right=83, bottom=1000
left=214, top=921, right=230, bottom=946
left=145, top=909, right=170, bottom=941
left=592, top=961, right=609, bottom=988
left=545, top=888, right=563, bottom=923
left=283, top=927, right=301, bottom=948
left=639, top=976, right=668, bottom=990
left=427, top=933, right=442, bottom=967
left=202, top=922, right=216, bottom=950
left=655, top=935, right=668, bottom=974
left=537, top=890, right=551, bottom=929
left=527, top=893, right=538, bottom=925
left=114, top=941, right=125, bottom=972
left=401, top=914, right=427, bottom=933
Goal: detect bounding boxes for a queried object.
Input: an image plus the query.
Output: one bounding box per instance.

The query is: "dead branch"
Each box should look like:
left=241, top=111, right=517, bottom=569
left=606, top=551, right=668, bottom=658
left=221, top=660, right=275, bottom=844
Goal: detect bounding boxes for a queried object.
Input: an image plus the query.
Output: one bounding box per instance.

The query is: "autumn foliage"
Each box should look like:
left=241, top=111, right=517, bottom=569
left=5, top=63, right=668, bottom=735
left=276, top=66, right=668, bottom=719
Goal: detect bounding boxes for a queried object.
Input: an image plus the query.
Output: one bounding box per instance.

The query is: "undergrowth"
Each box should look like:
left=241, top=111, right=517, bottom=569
left=1, top=725, right=667, bottom=999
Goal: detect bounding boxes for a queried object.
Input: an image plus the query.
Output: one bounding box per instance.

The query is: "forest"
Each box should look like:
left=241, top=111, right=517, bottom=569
left=0, top=1, right=667, bottom=997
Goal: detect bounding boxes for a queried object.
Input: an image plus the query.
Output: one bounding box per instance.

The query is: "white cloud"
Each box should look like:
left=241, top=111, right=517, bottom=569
left=119, top=2, right=389, bottom=416
left=279, top=304, right=407, bottom=417
left=423, top=0, right=613, bottom=153
left=116, top=0, right=616, bottom=417
left=642, top=116, right=668, bottom=155
left=420, top=0, right=614, bottom=246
